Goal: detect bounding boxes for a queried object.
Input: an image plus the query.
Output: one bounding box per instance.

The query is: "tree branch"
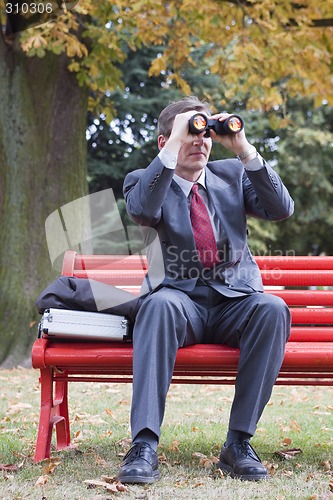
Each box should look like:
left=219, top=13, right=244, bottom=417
left=217, top=0, right=333, bottom=27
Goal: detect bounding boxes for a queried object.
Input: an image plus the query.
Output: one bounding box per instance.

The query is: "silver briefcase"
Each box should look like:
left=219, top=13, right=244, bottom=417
left=39, top=308, right=131, bottom=341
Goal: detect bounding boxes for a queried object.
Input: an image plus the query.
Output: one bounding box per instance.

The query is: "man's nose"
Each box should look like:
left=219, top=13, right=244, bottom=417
left=193, top=133, right=205, bottom=145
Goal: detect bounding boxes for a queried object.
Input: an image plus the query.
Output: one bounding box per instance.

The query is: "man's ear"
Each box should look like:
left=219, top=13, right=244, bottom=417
left=158, top=135, right=166, bottom=151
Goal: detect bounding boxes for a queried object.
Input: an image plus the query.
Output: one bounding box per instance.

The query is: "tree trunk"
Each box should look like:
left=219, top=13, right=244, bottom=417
left=0, top=39, right=88, bottom=367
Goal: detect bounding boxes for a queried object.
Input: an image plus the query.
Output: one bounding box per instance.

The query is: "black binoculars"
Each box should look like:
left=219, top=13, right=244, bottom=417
left=189, top=113, right=244, bottom=137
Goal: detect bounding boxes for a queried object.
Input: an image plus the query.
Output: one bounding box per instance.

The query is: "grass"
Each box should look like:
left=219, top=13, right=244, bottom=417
left=0, top=368, right=332, bottom=499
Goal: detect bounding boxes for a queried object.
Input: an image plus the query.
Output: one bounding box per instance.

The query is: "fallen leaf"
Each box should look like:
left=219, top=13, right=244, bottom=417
left=83, top=479, right=129, bottom=493
left=100, top=474, right=118, bottom=483
left=72, top=430, right=83, bottom=442
left=169, top=440, right=180, bottom=452
left=105, top=409, right=118, bottom=420
left=43, top=460, right=61, bottom=475
left=281, top=437, right=292, bottom=446
left=214, top=468, right=225, bottom=479
left=158, top=452, right=168, bottom=464
left=275, top=448, right=302, bottom=460
left=0, top=464, right=19, bottom=472
left=35, top=475, right=49, bottom=486
left=8, top=403, right=32, bottom=414
left=263, top=460, right=279, bottom=475
left=199, top=458, right=214, bottom=468
left=192, top=452, right=207, bottom=459
left=290, top=420, right=301, bottom=432
left=319, top=460, right=331, bottom=471
left=116, top=437, right=132, bottom=451
left=95, top=455, right=108, bottom=467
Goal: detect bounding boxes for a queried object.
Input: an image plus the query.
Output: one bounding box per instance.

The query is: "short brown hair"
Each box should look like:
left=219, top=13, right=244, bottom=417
left=157, top=96, right=211, bottom=137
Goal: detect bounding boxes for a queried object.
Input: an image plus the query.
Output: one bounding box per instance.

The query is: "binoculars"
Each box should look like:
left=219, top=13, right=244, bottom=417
left=189, top=113, right=244, bottom=136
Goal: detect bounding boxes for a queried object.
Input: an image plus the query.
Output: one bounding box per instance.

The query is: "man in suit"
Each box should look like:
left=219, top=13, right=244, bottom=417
left=118, top=96, right=294, bottom=483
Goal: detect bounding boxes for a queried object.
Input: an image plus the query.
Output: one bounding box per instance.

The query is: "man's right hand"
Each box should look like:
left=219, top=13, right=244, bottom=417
left=161, top=110, right=206, bottom=155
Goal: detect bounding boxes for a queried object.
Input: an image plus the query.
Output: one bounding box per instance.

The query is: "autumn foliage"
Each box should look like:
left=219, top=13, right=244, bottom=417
left=9, top=0, right=332, bottom=114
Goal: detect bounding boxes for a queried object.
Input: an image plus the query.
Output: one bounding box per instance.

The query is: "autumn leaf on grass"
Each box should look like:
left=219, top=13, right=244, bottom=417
left=35, top=475, right=49, bottom=486
left=290, top=420, right=301, bottom=432
left=105, top=408, right=118, bottom=421
left=275, top=448, right=302, bottom=460
left=192, top=452, right=219, bottom=469
left=319, top=460, right=331, bottom=471
left=281, top=437, right=292, bottom=447
left=116, top=437, right=132, bottom=457
left=72, top=430, right=84, bottom=444
left=43, top=458, right=62, bottom=475
left=84, top=479, right=128, bottom=493
left=0, top=463, right=20, bottom=472
left=158, top=452, right=172, bottom=468
left=263, top=460, right=279, bottom=476
left=8, top=403, right=32, bottom=414
left=168, top=440, right=180, bottom=452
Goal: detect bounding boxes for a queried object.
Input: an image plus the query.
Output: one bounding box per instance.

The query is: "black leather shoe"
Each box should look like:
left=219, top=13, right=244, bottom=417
left=117, top=442, right=160, bottom=484
left=218, top=440, right=269, bottom=481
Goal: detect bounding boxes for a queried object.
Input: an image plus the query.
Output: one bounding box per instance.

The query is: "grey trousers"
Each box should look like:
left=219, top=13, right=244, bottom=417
left=130, top=285, right=291, bottom=441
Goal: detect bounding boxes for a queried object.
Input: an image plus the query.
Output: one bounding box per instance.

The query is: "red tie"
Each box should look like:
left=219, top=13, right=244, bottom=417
left=190, top=184, right=220, bottom=269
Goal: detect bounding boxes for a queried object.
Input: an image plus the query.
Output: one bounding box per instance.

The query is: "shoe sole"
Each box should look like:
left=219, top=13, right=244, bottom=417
left=217, top=461, right=269, bottom=481
left=118, top=470, right=160, bottom=484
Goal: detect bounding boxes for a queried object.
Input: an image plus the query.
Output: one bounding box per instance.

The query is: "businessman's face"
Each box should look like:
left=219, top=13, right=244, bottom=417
left=175, top=132, right=212, bottom=181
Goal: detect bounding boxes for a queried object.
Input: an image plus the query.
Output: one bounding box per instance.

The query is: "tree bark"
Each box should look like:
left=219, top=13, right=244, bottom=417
left=0, top=39, right=88, bottom=367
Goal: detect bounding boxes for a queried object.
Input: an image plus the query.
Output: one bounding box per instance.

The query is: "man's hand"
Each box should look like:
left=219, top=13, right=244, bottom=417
left=160, top=110, right=207, bottom=155
left=209, top=112, right=256, bottom=163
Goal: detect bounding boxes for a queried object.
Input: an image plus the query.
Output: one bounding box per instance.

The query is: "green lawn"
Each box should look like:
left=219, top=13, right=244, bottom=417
left=0, top=368, right=332, bottom=499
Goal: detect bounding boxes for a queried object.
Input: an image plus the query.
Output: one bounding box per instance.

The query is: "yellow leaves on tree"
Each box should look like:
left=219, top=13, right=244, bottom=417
left=17, top=0, right=333, bottom=111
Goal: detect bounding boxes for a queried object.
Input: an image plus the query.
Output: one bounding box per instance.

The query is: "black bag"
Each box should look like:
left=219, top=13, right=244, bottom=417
left=35, top=276, right=142, bottom=324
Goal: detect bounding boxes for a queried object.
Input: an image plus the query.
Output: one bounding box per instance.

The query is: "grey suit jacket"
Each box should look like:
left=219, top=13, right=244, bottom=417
left=123, top=156, right=294, bottom=296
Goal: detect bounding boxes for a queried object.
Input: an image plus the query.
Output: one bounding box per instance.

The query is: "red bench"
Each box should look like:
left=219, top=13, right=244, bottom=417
left=31, top=250, right=333, bottom=462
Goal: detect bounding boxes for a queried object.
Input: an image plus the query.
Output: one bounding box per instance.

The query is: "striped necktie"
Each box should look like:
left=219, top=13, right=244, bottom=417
left=190, top=184, right=220, bottom=269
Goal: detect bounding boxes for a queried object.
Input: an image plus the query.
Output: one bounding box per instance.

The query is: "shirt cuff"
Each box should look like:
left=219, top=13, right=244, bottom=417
left=158, top=148, right=178, bottom=170
left=243, top=154, right=265, bottom=171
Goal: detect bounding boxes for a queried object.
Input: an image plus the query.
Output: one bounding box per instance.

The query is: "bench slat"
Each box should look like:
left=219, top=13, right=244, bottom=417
left=270, top=290, right=333, bottom=306
left=255, top=256, right=333, bottom=270
left=64, top=268, right=333, bottom=288
left=33, top=340, right=333, bottom=372
left=290, top=307, right=333, bottom=324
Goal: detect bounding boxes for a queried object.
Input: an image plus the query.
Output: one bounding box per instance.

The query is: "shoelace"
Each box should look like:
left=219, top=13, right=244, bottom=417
left=239, top=441, right=262, bottom=462
left=124, top=443, right=152, bottom=463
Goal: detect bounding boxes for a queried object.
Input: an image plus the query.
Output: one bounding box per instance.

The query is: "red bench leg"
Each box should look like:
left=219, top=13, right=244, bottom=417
left=34, top=367, right=71, bottom=462
left=53, top=371, right=70, bottom=451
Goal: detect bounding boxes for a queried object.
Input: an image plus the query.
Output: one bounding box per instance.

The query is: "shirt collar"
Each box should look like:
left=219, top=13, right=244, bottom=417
left=173, top=169, right=206, bottom=198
